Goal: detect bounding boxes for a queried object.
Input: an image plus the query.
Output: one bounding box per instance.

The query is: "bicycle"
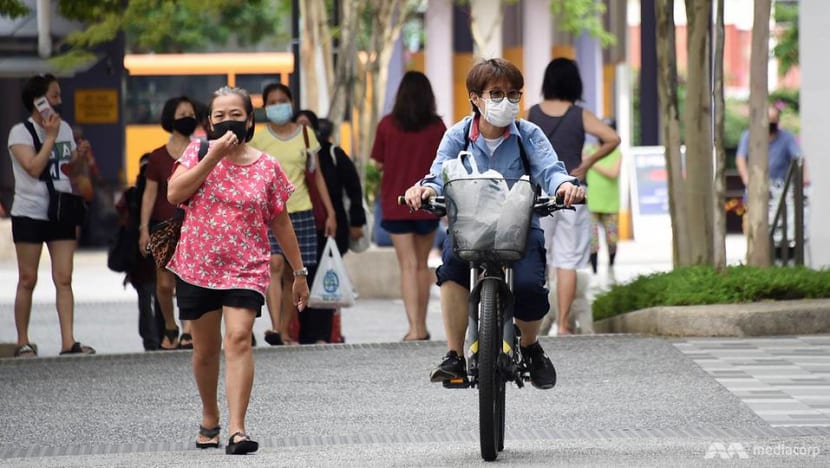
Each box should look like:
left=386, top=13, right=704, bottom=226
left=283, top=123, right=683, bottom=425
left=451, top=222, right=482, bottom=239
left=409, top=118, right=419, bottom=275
left=399, top=176, right=574, bottom=461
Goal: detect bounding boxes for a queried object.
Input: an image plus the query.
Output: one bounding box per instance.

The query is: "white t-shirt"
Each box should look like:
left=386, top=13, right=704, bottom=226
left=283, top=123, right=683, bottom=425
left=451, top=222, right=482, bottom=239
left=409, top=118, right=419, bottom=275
left=483, top=136, right=504, bottom=156
left=7, top=118, right=76, bottom=220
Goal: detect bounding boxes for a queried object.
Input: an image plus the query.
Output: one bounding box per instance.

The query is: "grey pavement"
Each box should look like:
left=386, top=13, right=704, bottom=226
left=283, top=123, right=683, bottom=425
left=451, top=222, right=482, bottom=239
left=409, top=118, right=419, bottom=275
left=2, top=235, right=830, bottom=465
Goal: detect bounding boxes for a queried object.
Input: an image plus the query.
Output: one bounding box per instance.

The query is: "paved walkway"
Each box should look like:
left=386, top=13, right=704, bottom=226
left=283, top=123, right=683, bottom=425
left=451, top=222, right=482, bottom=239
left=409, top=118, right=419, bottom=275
left=2, top=235, right=830, bottom=465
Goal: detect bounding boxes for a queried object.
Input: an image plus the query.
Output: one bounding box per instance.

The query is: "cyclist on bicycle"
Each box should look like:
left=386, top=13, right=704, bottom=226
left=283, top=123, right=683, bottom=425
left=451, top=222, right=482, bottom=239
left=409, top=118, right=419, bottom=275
left=404, top=58, right=584, bottom=389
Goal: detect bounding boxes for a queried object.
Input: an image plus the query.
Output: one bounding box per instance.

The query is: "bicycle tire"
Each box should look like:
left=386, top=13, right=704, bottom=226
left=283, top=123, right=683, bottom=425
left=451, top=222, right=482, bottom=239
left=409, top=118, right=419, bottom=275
left=478, top=278, right=503, bottom=461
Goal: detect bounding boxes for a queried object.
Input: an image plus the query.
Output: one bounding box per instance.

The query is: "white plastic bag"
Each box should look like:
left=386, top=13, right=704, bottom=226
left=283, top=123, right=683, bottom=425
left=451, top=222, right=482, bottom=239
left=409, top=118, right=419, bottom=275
left=309, top=237, right=356, bottom=308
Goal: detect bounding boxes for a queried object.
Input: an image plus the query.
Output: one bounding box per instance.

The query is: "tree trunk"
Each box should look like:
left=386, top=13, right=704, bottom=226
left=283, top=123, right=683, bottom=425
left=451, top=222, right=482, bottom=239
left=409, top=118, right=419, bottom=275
left=299, top=0, right=319, bottom=111
left=683, top=0, right=715, bottom=266
left=713, top=0, right=727, bottom=270
left=655, top=0, right=690, bottom=266
left=354, top=0, right=408, bottom=173
left=329, top=0, right=360, bottom=132
left=746, top=0, right=772, bottom=267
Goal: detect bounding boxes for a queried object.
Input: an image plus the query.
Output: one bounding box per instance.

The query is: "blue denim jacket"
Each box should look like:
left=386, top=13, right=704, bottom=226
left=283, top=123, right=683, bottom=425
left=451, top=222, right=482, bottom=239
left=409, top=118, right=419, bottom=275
left=420, top=116, right=577, bottom=229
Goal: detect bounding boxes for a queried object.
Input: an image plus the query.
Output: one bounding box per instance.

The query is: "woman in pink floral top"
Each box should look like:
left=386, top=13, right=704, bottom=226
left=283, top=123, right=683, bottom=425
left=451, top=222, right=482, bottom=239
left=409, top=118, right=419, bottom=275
left=167, top=87, right=309, bottom=455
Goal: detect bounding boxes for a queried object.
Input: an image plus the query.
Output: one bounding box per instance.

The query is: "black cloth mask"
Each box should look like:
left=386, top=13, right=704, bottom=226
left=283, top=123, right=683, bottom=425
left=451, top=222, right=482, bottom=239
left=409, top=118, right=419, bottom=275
left=51, top=103, right=63, bottom=116
left=212, top=120, right=248, bottom=142
left=769, top=122, right=779, bottom=134
left=172, top=116, right=197, bottom=136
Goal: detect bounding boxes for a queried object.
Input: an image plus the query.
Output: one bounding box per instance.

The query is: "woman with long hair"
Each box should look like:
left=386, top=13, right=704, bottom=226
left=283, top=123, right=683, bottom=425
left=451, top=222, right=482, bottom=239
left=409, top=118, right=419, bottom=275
left=371, top=71, right=446, bottom=341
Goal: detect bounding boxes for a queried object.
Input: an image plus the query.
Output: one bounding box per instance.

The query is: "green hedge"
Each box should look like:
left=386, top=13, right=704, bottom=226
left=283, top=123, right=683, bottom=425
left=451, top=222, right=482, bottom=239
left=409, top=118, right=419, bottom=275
left=592, top=266, right=830, bottom=322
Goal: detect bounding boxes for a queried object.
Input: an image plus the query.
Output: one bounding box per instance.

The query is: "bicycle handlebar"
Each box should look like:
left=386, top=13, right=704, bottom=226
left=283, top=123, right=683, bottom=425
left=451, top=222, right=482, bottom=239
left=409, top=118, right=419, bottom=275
left=396, top=194, right=583, bottom=218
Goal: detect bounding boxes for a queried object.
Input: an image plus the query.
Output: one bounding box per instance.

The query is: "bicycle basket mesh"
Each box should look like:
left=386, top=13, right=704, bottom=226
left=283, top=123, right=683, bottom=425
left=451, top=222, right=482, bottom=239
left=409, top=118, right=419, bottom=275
left=445, top=177, right=535, bottom=262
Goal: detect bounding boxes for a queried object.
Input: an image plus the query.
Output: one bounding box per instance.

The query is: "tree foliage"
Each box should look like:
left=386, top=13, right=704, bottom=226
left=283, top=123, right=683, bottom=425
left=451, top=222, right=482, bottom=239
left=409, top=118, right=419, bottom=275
left=0, top=0, right=29, bottom=18
left=550, top=0, right=615, bottom=47
left=772, top=1, right=798, bottom=76
left=51, top=0, right=288, bottom=69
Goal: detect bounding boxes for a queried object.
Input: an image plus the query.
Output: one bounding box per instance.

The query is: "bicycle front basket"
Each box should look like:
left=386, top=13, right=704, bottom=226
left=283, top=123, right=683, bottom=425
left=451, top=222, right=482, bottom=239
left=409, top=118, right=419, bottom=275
left=445, top=177, right=535, bottom=262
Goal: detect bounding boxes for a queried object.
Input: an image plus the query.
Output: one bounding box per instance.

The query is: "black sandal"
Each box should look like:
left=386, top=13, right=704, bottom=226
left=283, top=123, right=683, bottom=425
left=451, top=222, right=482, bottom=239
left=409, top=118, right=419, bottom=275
left=264, top=330, right=283, bottom=346
left=225, top=432, right=258, bottom=455
left=161, top=327, right=179, bottom=350
left=59, top=342, right=95, bottom=355
left=14, top=344, right=37, bottom=358
left=195, top=425, right=221, bottom=449
left=179, top=333, right=193, bottom=350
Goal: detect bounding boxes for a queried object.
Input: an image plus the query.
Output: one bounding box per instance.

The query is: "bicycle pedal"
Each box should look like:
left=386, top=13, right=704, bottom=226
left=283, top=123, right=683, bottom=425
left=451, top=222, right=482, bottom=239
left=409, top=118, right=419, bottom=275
left=442, top=377, right=471, bottom=389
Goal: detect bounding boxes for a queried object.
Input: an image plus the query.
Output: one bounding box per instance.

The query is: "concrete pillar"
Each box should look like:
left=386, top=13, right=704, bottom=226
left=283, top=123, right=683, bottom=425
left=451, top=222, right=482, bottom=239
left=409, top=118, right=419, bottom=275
left=802, top=0, right=830, bottom=268
left=522, top=0, right=553, bottom=108
left=639, top=0, right=660, bottom=145
left=469, top=0, right=503, bottom=59
left=382, top=34, right=406, bottom=116
left=425, top=0, right=454, bottom=127
left=575, top=31, right=604, bottom=116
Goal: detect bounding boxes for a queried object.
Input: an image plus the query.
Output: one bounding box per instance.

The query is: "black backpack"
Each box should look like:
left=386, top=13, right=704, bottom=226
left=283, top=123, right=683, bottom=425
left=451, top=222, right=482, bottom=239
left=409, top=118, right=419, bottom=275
left=106, top=177, right=145, bottom=273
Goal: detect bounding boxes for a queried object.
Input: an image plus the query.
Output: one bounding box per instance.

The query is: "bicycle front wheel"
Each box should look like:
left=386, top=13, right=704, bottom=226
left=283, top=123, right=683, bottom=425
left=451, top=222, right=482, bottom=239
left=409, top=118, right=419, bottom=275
left=478, top=278, right=505, bottom=461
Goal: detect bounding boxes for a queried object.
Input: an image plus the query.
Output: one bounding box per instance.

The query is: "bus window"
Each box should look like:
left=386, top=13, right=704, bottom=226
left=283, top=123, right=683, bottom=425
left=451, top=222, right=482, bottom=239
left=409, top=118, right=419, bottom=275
left=125, top=75, right=227, bottom=124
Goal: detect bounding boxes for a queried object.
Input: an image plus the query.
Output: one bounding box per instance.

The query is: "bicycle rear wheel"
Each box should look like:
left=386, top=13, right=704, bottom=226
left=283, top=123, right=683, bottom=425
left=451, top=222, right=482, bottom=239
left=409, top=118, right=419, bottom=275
left=478, top=278, right=504, bottom=461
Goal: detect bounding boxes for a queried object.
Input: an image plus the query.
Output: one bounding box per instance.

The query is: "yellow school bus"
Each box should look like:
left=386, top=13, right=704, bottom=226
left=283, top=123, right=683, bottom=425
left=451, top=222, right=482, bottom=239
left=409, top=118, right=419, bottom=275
left=123, top=52, right=293, bottom=184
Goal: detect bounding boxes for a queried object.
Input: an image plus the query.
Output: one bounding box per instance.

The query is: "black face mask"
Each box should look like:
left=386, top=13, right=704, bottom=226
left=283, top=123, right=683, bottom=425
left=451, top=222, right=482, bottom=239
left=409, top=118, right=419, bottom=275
left=51, top=103, right=63, bottom=116
left=172, top=116, right=197, bottom=136
left=769, top=122, right=779, bottom=134
left=212, top=119, right=248, bottom=142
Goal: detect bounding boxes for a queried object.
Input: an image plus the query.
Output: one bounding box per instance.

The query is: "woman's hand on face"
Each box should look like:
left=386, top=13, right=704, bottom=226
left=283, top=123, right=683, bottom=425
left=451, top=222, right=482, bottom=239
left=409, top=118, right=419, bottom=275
left=212, top=130, right=238, bottom=156
left=556, top=182, right=585, bottom=206
left=43, top=114, right=61, bottom=140
left=293, top=277, right=309, bottom=311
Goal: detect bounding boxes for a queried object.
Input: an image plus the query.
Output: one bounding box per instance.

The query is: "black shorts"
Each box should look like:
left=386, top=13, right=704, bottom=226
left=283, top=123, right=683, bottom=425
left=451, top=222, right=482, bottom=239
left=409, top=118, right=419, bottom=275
left=175, top=277, right=264, bottom=321
left=380, top=219, right=439, bottom=235
left=11, top=216, right=76, bottom=244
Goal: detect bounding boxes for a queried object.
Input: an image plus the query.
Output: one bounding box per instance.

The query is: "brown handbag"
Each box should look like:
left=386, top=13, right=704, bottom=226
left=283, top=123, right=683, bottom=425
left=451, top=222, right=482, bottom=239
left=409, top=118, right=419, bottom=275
left=146, top=140, right=208, bottom=268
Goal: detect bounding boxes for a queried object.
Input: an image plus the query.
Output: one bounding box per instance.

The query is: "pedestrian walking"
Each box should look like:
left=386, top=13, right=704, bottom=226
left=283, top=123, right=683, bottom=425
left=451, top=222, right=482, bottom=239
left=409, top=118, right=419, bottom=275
left=166, top=86, right=308, bottom=454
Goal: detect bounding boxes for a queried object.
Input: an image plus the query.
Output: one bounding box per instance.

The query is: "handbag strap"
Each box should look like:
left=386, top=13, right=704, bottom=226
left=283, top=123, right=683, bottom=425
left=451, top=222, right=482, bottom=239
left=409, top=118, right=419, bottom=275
left=22, top=121, right=57, bottom=196
left=181, top=139, right=210, bottom=207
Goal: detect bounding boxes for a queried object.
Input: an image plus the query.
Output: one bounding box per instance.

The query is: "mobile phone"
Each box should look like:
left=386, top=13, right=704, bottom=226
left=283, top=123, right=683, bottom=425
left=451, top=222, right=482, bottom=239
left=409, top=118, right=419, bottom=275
left=33, top=97, right=54, bottom=120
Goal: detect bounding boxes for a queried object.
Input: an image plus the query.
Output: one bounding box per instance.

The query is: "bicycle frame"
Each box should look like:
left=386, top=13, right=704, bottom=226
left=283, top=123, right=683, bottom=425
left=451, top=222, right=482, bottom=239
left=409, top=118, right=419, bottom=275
left=398, top=187, right=575, bottom=461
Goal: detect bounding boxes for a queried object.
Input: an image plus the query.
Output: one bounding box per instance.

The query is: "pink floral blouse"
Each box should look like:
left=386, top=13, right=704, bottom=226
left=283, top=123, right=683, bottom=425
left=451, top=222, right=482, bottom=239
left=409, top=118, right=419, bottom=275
left=167, top=141, right=294, bottom=299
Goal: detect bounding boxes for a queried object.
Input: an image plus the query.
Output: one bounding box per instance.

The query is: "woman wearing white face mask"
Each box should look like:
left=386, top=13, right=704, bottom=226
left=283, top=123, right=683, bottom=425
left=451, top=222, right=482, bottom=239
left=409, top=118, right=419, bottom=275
left=404, top=58, right=583, bottom=390
left=249, top=83, right=336, bottom=347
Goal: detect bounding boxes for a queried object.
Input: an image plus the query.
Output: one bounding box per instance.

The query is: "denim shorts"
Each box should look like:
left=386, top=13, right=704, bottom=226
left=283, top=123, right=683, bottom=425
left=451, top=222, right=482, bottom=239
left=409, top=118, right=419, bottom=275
left=435, top=227, right=549, bottom=322
left=380, top=219, right=440, bottom=235
left=175, top=277, right=264, bottom=321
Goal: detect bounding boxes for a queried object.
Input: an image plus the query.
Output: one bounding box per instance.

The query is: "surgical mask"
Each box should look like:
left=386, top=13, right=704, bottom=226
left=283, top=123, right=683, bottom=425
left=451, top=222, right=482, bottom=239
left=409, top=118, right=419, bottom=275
left=212, top=119, right=248, bottom=142
left=172, top=116, right=197, bottom=136
left=265, top=103, right=293, bottom=124
left=480, top=97, right=519, bottom=128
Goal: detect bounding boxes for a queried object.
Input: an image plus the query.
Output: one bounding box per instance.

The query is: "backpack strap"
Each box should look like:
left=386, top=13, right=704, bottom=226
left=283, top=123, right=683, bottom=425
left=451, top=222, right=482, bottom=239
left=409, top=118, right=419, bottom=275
left=182, top=140, right=210, bottom=207
left=197, top=139, right=209, bottom=161
left=22, top=121, right=56, bottom=193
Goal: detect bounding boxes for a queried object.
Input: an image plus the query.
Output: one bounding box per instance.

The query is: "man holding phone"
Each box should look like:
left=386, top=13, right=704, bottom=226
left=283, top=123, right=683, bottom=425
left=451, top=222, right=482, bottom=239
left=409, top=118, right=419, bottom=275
left=6, top=73, right=95, bottom=357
